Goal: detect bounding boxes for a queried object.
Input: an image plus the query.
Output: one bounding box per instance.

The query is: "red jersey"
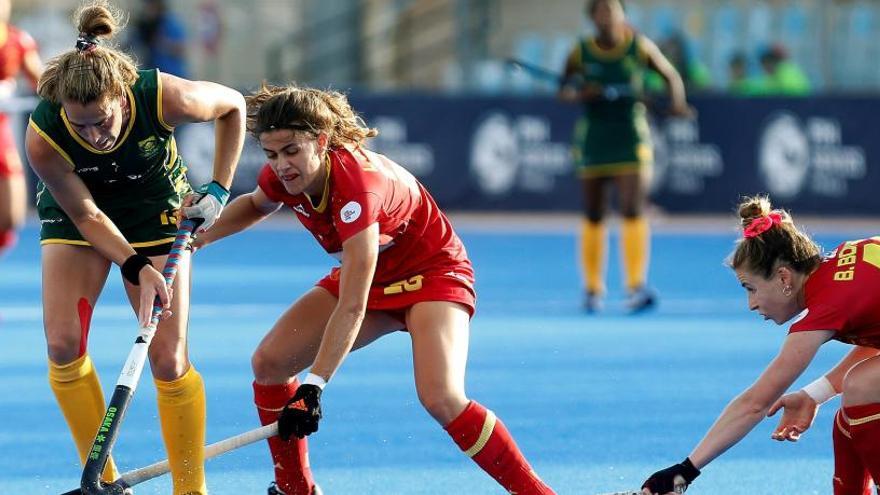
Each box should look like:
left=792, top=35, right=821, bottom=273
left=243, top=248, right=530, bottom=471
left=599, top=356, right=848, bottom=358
left=257, top=146, right=474, bottom=286
left=789, top=237, right=880, bottom=347
left=0, top=24, right=36, bottom=81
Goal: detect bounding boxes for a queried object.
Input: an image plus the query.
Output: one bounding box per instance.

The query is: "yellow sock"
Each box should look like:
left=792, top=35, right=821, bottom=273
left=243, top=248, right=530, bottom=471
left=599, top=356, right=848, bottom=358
left=621, top=216, right=650, bottom=291
left=48, top=355, right=119, bottom=483
left=156, top=366, right=207, bottom=495
left=580, top=220, right=606, bottom=294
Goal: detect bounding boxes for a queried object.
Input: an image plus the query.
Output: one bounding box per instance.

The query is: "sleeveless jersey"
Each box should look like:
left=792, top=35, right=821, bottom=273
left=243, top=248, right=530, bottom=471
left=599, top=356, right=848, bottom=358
left=567, top=31, right=649, bottom=123
left=30, top=69, right=188, bottom=207
left=789, top=237, right=880, bottom=348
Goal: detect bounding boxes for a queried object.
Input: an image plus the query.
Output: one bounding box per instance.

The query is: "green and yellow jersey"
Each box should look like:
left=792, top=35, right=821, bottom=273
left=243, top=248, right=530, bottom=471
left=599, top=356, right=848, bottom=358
left=566, top=31, right=653, bottom=176
left=30, top=69, right=192, bottom=254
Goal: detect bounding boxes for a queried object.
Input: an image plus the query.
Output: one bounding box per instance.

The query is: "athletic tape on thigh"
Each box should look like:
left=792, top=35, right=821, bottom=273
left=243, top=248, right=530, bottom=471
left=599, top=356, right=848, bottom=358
left=77, top=297, right=93, bottom=358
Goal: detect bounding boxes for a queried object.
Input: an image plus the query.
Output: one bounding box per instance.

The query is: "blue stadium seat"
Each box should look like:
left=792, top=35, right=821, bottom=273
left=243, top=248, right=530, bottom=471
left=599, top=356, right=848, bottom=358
left=648, top=4, right=680, bottom=40
left=625, top=2, right=645, bottom=31
left=833, top=2, right=876, bottom=88
left=548, top=33, right=576, bottom=75
left=513, top=32, right=546, bottom=68
left=745, top=4, right=773, bottom=52
left=710, top=5, right=742, bottom=87
left=780, top=4, right=821, bottom=86
left=472, top=59, right=506, bottom=94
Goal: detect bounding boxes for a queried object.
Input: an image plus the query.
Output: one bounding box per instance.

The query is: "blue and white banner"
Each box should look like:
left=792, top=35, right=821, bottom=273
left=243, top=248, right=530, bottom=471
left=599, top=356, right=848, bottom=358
left=177, top=94, right=879, bottom=215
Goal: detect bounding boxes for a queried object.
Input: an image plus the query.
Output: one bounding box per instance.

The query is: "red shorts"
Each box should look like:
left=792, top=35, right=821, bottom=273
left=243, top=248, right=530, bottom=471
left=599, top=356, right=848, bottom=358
left=0, top=117, right=22, bottom=178
left=316, top=265, right=476, bottom=323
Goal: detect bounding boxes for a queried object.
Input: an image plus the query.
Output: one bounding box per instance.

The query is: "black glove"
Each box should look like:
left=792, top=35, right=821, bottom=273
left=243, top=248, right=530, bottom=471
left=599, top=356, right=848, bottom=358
left=278, top=384, right=323, bottom=440
left=642, top=457, right=700, bottom=494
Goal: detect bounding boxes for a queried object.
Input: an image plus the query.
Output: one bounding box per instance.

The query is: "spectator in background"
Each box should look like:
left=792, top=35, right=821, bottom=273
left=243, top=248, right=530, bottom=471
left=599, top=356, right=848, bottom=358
left=759, top=43, right=811, bottom=96
left=728, top=51, right=766, bottom=96
left=0, top=0, right=42, bottom=259
left=645, top=31, right=711, bottom=94
left=134, top=0, right=188, bottom=77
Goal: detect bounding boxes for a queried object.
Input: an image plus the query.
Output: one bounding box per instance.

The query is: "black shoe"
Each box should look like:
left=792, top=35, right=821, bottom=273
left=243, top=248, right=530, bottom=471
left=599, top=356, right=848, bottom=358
left=268, top=482, right=323, bottom=495
left=584, top=291, right=604, bottom=313
left=626, top=287, right=657, bottom=313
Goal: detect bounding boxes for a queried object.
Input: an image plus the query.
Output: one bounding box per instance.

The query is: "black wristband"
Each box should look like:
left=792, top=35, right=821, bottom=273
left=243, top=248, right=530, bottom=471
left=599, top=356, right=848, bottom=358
left=121, top=254, right=152, bottom=285
left=680, top=457, right=701, bottom=483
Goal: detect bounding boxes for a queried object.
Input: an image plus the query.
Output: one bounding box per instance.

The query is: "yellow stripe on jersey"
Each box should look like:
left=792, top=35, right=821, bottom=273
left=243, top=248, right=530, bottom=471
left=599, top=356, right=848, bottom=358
left=586, top=31, right=634, bottom=62
left=305, top=156, right=332, bottom=213
left=29, top=118, right=75, bottom=169
left=41, top=238, right=91, bottom=246
left=578, top=161, right=644, bottom=178
left=155, top=69, right=174, bottom=132
left=41, top=237, right=176, bottom=248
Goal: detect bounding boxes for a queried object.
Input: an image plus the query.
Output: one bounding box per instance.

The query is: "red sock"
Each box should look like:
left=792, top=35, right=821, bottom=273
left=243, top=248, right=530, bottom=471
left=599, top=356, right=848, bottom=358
left=0, top=229, right=16, bottom=257
left=832, top=409, right=872, bottom=495
left=254, top=380, right=315, bottom=495
left=444, top=401, right=555, bottom=495
left=844, top=403, right=880, bottom=487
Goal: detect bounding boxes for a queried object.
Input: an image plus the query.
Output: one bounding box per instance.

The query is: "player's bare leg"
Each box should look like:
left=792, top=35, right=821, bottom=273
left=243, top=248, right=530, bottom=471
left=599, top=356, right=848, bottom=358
left=252, top=286, right=403, bottom=495
left=409, top=301, right=555, bottom=494
left=122, top=249, right=207, bottom=495
left=42, top=244, right=121, bottom=482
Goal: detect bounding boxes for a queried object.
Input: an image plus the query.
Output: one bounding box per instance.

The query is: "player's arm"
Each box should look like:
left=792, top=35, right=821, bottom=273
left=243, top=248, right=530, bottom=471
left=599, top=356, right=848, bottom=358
left=688, top=329, right=833, bottom=467
left=558, top=44, right=587, bottom=102
left=192, top=185, right=281, bottom=250
left=768, top=345, right=880, bottom=441
left=310, top=222, right=380, bottom=381
left=25, top=124, right=170, bottom=324
left=159, top=72, right=245, bottom=191
left=640, top=35, right=690, bottom=116
left=642, top=329, right=832, bottom=494
left=21, top=43, right=42, bottom=91
left=275, top=225, right=379, bottom=441
left=26, top=125, right=133, bottom=263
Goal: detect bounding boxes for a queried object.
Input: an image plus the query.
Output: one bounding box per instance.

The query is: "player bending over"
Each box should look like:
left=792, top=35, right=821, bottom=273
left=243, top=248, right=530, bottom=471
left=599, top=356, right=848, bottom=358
left=194, top=83, right=556, bottom=495
left=641, top=195, right=880, bottom=495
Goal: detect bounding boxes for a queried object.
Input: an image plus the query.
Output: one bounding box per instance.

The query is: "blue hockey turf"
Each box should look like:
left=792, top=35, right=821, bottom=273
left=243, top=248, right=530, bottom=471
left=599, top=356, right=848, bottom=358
left=0, top=220, right=856, bottom=494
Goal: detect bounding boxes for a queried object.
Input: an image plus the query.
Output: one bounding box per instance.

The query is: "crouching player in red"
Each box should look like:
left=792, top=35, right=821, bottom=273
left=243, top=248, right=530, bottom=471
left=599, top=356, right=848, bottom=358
left=193, top=83, right=555, bottom=495
left=641, top=195, right=880, bottom=495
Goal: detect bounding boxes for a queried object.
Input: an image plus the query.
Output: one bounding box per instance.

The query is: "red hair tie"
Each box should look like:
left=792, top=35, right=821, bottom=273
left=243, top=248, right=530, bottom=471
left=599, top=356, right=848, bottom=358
left=743, top=212, right=783, bottom=238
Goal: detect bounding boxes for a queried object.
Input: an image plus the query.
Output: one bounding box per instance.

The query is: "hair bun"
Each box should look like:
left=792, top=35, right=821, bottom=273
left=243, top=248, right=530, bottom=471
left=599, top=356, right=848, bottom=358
left=75, top=1, right=125, bottom=41
left=737, top=195, right=772, bottom=230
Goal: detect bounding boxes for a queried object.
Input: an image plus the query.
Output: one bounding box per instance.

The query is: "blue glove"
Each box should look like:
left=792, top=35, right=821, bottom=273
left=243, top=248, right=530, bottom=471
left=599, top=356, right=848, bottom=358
left=182, top=181, right=229, bottom=231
